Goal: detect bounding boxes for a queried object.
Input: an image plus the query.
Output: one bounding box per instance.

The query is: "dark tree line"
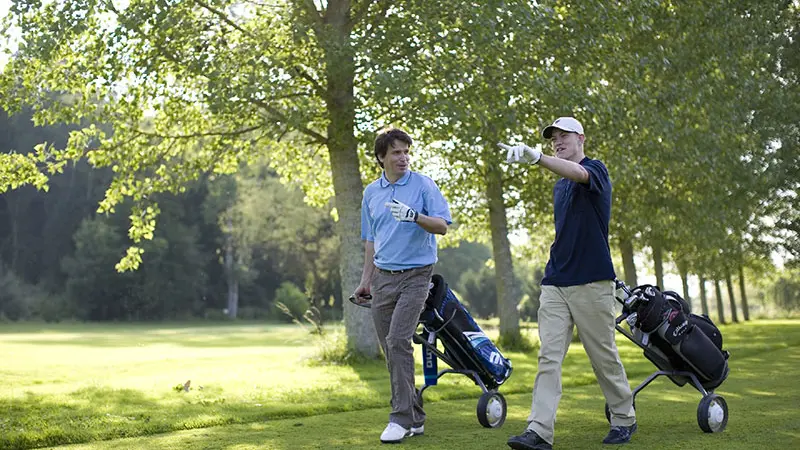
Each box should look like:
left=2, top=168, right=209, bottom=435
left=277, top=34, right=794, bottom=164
left=0, top=108, right=345, bottom=322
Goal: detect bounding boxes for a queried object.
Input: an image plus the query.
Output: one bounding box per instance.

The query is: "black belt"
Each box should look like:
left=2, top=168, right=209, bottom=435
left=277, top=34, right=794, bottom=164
left=377, top=267, right=412, bottom=274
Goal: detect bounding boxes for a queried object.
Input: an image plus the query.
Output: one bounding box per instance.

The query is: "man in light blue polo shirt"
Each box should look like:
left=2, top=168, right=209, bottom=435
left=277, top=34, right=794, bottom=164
left=353, top=127, right=452, bottom=444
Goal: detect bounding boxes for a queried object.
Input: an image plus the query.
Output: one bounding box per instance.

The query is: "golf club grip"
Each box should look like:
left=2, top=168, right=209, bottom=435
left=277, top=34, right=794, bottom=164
left=349, top=294, right=372, bottom=301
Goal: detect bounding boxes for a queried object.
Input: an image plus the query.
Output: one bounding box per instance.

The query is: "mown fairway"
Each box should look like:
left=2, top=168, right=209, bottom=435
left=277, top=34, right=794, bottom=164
left=2, top=319, right=799, bottom=450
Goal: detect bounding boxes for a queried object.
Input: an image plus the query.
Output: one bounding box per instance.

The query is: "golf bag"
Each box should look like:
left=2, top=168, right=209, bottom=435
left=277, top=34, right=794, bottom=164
left=630, top=285, right=729, bottom=390
left=414, top=274, right=512, bottom=428
left=419, top=274, right=513, bottom=389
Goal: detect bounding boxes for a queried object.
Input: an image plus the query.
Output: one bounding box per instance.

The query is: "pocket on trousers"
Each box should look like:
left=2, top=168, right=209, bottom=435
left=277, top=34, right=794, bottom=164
left=589, top=281, right=616, bottom=317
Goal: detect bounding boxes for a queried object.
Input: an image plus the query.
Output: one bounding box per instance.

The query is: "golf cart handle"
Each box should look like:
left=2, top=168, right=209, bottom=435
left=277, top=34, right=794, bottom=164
left=615, top=279, right=633, bottom=298
left=614, top=279, right=647, bottom=314
left=348, top=293, right=373, bottom=308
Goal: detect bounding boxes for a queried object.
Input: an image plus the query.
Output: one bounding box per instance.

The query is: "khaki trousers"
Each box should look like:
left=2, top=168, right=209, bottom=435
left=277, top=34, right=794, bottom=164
left=371, top=264, right=433, bottom=428
left=527, top=281, right=636, bottom=444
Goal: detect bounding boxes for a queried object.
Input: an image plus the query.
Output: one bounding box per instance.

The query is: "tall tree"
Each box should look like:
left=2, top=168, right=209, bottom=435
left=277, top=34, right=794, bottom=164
left=0, top=0, right=449, bottom=357
left=714, top=279, right=726, bottom=325
left=618, top=238, right=638, bottom=288
left=738, top=264, right=750, bottom=321
left=698, top=275, right=710, bottom=316
left=725, top=268, right=739, bottom=323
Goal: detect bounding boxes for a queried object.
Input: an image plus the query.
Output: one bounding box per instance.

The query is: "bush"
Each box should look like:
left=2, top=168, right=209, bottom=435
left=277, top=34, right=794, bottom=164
left=273, top=281, right=310, bottom=323
left=458, top=267, right=497, bottom=318
left=0, top=271, right=31, bottom=321
left=307, top=329, right=378, bottom=365
left=0, top=270, right=62, bottom=321
left=497, top=331, right=539, bottom=352
left=237, top=306, right=271, bottom=320
left=518, top=294, right=540, bottom=322
left=204, top=308, right=231, bottom=321
left=32, top=292, right=71, bottom=323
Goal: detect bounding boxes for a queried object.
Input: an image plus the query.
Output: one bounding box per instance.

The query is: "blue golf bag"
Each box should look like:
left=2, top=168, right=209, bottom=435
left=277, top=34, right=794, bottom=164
left=415, top=274, right=512, bottom=428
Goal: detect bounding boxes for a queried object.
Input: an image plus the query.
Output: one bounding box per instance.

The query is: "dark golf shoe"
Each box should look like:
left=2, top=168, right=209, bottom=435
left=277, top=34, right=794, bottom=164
left=602, top=423, right=638, bottom=444
left=507, top=429, right=553, bottom=450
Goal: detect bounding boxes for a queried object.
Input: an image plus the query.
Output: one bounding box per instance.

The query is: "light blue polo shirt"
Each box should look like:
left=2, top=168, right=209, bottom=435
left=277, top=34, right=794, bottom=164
left=361, top=170, right=452, bottom=271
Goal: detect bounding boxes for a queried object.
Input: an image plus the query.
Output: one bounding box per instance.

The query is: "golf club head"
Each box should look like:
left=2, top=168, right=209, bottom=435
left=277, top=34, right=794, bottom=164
left=348, top=294, right=372, bottom=308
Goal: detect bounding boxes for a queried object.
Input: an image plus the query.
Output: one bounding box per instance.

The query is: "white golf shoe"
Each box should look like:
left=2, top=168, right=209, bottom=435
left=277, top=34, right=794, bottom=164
left=410, top=424, right=424, bottom=436
left=380, top=422, right=411, bottom=443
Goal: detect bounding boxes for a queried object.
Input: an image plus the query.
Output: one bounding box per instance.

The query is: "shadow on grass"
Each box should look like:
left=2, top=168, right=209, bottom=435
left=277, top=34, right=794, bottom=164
left=7, top=320, right=800, bottom=450
left=48, top=346, right=800, bottom=450
left=0, top=377, right=389, bottom=450
left=128, top=343, right=800, bottom=450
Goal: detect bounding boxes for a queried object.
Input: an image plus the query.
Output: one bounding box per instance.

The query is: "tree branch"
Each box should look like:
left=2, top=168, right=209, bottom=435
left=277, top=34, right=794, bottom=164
left=193, top=0, right=255, bottom=39
left=251, top=98, right=328, bottom=144
left=292, top=65, right=324, bottom=96
left=299, top=0, right=325, bottom=33
left=350, top=0, right=390, bottom=29
left=132, top=125, right=263, bottom=140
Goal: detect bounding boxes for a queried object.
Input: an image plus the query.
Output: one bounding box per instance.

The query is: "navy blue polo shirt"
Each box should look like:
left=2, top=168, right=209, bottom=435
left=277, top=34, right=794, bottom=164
left=541, top=157, right=616, bottom=286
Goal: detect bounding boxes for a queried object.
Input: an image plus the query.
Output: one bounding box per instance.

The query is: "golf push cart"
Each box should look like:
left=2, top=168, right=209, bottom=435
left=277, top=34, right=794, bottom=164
left=350, top=273, right=513, bottom=428
left=612, top=280, right=731, bottom=433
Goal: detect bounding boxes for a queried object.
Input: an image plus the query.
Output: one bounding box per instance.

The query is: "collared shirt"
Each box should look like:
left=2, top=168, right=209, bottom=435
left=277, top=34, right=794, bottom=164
left=542, top=157, right=616, bottom=286
left=361, top=170, right=452, bottom=271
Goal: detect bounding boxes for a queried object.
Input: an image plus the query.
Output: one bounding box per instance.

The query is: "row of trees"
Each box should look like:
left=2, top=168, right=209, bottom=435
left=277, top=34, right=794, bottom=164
left=0, top=108, right=343, bottom=322
left=1, top=1, right=798, bottom=357
left=1, top=109, right=542, bottom=323
left=0, top=102, right=796, bottom=324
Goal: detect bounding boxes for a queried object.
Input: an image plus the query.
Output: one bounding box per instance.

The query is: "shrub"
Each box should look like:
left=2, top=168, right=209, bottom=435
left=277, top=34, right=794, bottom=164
left=497, top=331, right=539, bottom=352
left=273, top=281, right=309, bottom=323
left=0, top=271, right=31, bottom=321
left=237, top=306, right=271, bottom=320
left=306, top=329, right=378, bottom=365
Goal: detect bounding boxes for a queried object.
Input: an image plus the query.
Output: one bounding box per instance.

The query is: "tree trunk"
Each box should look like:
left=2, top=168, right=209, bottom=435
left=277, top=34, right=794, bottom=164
left=485, top=157, right=521, bottom=341
left=619, top=237, right=638, bottom=288
left=725, top=268, right=739, bottom=323
left=8, top=197, right=19, bottom=273
left=699, top=275, right=710, bottom=316
left=677, top=260, right=691, bottom=312
left=323, top=0, right=380, bottom=358
left=652, top=241, right=664, bottom=289
left=227, top=276, right=239, bottom=319
left=738, top=264, right=750, bottom=321
left=714, top=279, right=726, bottom=324
left=224, top=216, right=239, bottom=319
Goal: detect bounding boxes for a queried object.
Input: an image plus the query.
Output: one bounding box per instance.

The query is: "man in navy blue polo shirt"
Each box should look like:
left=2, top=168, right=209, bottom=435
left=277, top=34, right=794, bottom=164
left=500, top=117, right=636, bottom=450
left=354, top=127, right=452, bottom=444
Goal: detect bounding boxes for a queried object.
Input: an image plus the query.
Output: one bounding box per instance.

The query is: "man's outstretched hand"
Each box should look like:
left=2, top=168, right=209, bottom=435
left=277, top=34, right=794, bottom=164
left=499, top=142, right=541, bottom=164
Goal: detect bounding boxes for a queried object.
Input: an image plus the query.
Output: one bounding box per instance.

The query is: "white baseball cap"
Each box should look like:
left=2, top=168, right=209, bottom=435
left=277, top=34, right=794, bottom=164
left=541, top=117, right=584, bottom=139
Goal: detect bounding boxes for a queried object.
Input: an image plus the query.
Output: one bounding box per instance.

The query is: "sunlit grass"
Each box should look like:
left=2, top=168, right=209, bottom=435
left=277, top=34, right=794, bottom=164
left=2, top=319, right=800, bottom=449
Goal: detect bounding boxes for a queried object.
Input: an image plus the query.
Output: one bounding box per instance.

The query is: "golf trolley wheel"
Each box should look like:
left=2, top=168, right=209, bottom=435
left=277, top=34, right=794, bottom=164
left=604, top=400, right=636, bottom=423
left=477, top=391, right=507, bottom=428
left=697, top=394, right=728, bottom=433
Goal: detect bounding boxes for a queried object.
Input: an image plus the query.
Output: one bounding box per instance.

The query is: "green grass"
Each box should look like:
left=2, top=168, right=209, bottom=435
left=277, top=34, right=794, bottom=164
left=1, top=319, right=799, bottom=449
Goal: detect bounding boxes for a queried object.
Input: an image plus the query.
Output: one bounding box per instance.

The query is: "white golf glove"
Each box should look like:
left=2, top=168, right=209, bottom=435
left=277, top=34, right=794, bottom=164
left=385, top=199, right=419, bottom=222
left=499, top=142, right=541, bottom=164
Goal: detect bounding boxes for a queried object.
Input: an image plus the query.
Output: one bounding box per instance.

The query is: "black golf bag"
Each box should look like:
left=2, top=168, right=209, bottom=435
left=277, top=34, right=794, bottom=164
left=613, top=281, right=730, bottom=433
left=629, top=284, right=729, bottom=390
left=415, top=274, right=512, bottom=428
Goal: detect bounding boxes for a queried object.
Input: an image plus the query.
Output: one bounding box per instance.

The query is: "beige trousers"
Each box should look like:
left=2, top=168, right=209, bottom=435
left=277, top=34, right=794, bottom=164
left=527, top=280, right=636, bottom=444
